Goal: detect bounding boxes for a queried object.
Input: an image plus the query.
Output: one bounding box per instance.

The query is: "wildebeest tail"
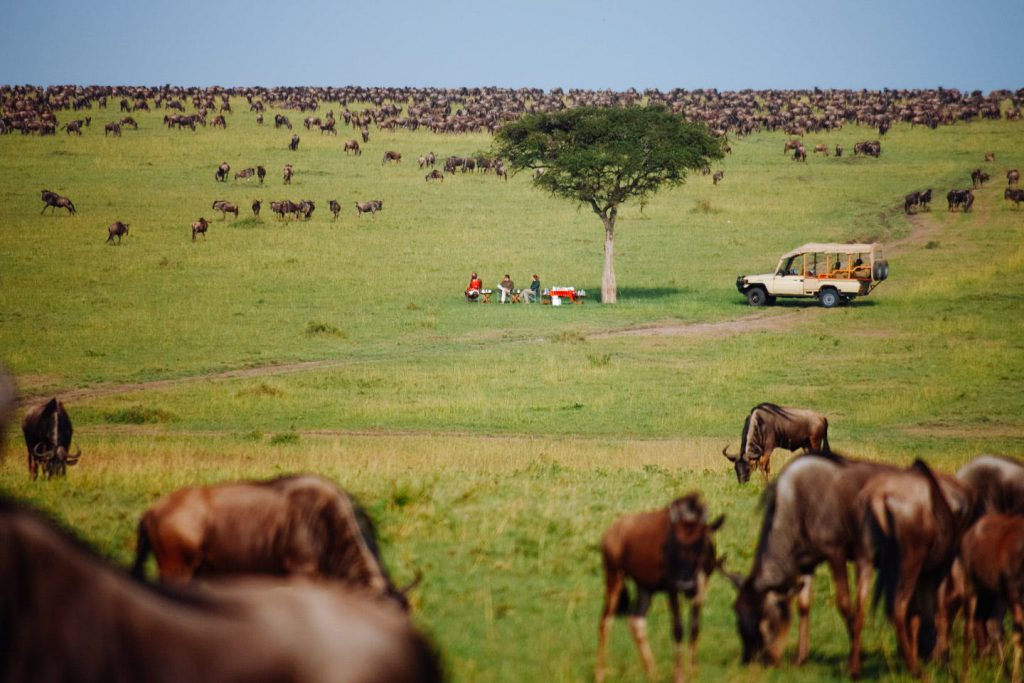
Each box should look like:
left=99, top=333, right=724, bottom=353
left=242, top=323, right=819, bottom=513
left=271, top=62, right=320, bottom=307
left=866, top=498, right=900, bottom=617
left=131, top=516, right=152, bottom=580
left=820, top=426, right=831, bottom=456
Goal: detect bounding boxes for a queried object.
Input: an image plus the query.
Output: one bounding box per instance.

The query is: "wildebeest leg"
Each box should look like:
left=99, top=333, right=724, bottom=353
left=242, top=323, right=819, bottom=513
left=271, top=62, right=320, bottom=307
left=595, top=570, right=625, bottom=683
left=1010, top=600, right=1023, bottom=683
left=962, top=590, right=977, bottom=683
left=688, top=574, right=708, bottom=669
left=795, top=574, right=813, bottom=665
left=759, top=447, right=776, bottom=480
left=667, top=591, right=684, bottom=683
left=26, top=447, right=38, bottom=480
left=850, top=558, right=873, bottom=679
left=893, top=549, right=926, bottom=676
left=627, top=590, right=657, bottom=679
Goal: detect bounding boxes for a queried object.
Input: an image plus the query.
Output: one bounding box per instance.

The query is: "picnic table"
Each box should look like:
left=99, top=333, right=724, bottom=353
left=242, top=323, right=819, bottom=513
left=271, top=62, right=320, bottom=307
left=544, top=287, right=586, bottom=304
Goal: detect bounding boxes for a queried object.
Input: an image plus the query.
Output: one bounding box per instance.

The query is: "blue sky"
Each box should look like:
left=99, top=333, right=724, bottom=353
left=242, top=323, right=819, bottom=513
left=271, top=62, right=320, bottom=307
left=1, top=0, right=1019, bottom=92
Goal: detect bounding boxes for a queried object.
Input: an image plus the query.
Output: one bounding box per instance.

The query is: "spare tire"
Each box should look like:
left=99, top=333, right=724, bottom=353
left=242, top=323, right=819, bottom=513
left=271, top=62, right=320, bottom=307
left=872, top=259, right=889, bottom=281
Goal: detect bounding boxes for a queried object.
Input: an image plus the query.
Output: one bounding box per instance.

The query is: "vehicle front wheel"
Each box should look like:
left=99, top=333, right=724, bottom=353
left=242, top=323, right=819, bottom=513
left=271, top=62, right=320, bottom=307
left=746, top=287, right=769, bottom=306
left=819, top=288, right=841, bottom=308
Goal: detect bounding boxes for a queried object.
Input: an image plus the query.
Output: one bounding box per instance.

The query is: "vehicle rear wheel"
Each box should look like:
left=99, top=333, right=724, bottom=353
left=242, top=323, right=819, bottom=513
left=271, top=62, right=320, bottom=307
left=819, top=288, right=840, bottom=308
left=746, top=287, right=769, bottom=306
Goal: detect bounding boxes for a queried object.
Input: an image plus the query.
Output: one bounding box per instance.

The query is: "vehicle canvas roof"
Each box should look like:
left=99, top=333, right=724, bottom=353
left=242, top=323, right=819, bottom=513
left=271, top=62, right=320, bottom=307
left=780, top=243, right=881, bottom=258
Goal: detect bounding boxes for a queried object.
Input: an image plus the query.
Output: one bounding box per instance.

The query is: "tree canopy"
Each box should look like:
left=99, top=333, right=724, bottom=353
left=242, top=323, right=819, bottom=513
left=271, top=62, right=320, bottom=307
left=494, top=105, right=723, bottom=303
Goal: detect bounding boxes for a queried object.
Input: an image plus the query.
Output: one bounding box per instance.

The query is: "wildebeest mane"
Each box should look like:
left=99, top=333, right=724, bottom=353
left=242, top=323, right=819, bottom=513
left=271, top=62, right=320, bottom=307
left=739, top=413, right=752, bottom=457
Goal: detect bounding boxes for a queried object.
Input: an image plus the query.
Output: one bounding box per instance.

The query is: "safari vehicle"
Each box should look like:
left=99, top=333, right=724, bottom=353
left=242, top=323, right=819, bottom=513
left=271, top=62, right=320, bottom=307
left=735, top=243, right=888, bottom=307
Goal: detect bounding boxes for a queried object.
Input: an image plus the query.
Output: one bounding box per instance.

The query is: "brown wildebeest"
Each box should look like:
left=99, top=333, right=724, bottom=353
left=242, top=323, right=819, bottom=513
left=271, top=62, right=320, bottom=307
left=104, top=122, right=121, bottom=136
left=283, top=164, right=293, bottom=184
left=212, top=200, right=239, bottom=219
left=1008, top=169, right=1021, bottom=186
left=382, top=150, right=402, bottom=165
left=730, top=453, right=900, bottom=675
left=904, top=188, right=933, bottom=214
left=106, top=221, right=129, bottom=244
left=62, top=119, right=84, bottom=135
left=210, top=115, right=227, bottom=129
left=958, top=454, right=1024, bottom=516
left=813, top=143, right=829, bottom=156
left=721, top=403, right=830, bottom=483
left=948, top=188, right=975, bottom=212
left=252, top=199, right=262, bottom=217
left=1005, top=188, right=1024, bottom=208
left=274, top=113, right=292, bottom=129
left=344, top=139, right=362, bottom=155
left=596, top=493, right=724, bottom=683
left=289, top=134, right=300, bottom=151
left=356, top=200, right=383, bottom=217
left=0, top=497, right=442, bottom=683
left=783, top=139, right=802, bottom=154
left=132, top=474, right=417, bottom=609
left=234, top=167, right=255, bottom=181
left=712, top=170, right=724, bottom=185
left=792, top=146, right=807, bottom=162
left=119, top=116, right=138, bottom=130
left=191, top=217, right=209, bottom=241
left=971, top=168, right=990, bottom=188
left=21, top=398, right=80, bottom=480
left=329, top=199, right=341, bottom=219
left=256, top=165, right=266, bottom=183
left=40, top=189, right=77, bottom=215
left=960, top=514, right=1024, bottom=683
left=835, top=144, right=844, bottom=157
left=361, top=125, right=369, bottom=143
left=425, top=169, right=443, bottom=182
left=851, top=460, right=976, bottom=677
left=215, top=161, right=230, bottom=182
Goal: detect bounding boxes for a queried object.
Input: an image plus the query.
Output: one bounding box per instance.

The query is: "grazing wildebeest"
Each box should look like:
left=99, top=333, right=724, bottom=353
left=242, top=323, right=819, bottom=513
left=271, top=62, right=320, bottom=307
left=712, top=170, right=724, bottom=185
left=215, top=161, right=230, bottom=182
left=234, top=167, right=255, bottom=181
left=344, top=139, right=362, bottom=155
left=425, top=169, right=443, bottom=182
left=904, top=188, right=933, bottom=214
left=191, top=217, right=209, bottom=241
left=1008, top=169, right=1021, bottom=186
left=62, top=119, right=84, bottom=135
left=329, top=199, right=341, bottom=219
left=851, top=460, right=976, bottom=677
left=40, top=189, right=77, bottom=215
left=289, top=134, right=300, bottom=151
left=274, top=113, right=292, bottom=129
left=813, top=143, right=829, bottom=156
left=382, top=150, right=402, bottom=165
left=119, top=116, right=138, bottom=130
left=283, top=164, right=294, bottom=184
left=21, top=398, right=80, bottom=480
left=854, top=140, right=881, bottom=157
left=959, top=513, right=1024, bottom=683
left=356, top=200, right=383, bottom=217
left=947, top=188, right=975, bottom=212
left=256, top=165, right=266, bottom=183
left=722, top=403, right=830, bottom=483
left=596, top=493, right=724, bottom=683
left=971, top=168, right=991, bottom=188
left=132, top=474, right=416, bottom=608
left=1005, top=188, right=1024, bottom=208
left=106, top=220, right=129, bottom=244
left=212, top=200, right=239, bottom=219
left=104, top=121, right=121, bottom=136
left=252, top=199, right=262, bottom=217
left=0, top=496, right=442, bottom=683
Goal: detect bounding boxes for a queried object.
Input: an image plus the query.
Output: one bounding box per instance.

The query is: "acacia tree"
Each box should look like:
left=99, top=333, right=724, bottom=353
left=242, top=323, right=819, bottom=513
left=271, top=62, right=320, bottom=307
left=494, top=105, right=723, bottom=303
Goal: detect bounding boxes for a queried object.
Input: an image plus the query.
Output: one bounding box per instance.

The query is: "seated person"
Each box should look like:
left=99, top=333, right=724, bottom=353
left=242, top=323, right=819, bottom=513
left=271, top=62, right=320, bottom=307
left=522, top=274, right=541, bottom=303
left=465, top=272, right=483, bottom=301
left=498, top=274, right=514, bottom=303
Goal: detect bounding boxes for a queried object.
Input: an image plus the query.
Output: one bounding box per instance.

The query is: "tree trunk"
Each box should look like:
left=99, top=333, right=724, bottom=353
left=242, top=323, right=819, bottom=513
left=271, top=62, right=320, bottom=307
left=601, top=208, right=617, bottom=303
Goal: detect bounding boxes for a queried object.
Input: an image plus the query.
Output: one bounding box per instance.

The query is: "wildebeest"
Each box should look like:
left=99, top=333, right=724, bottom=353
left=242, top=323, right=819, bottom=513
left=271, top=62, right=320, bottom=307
left=904, top=188, right=933, bottom=214
left=792, top=146, right=807, bottom=162
left=0, top=496, right=442, bottom=683
left=289, top=134, right=300, bottom=151
left=957, top=454, right=1024, bottom=516
left=212, top=200, right=239, bottom=219
left=382, top=150, right=402, bottom=165
left=106, top=220, right=129, bottom=244
left=256, top=165, right=266, bottom=183
left=298, top=199, right=315, bottom=219
left=418, top=151, right=436, bottom=168
left=854, top=140, right=881, bottom=157
left=596, top=493, right=724, bottom=683
left=344, top=139, right=362, bottom=155
left=234, top=167, right=255, bottom=181
left=1009, top=169, right=1021, bottom=186
left=215, top=161, right=230, bottom=182
left=947, top=188, right=975, bottom=212
left=40, top=189, right=77, bottom=215
left=731, top=453, right=902, bottom=674
left=283, top=163, right=294, bottom=184
left=21, top=397, right=80, bottom=480
left=835, top=144, right=844, bottom=157
left=971, top=168, right=991, bottom=188
left=356, top=199, right=383, bottom=217
left=132, top=474, right=416, bottom=608
left=329, top=199, right=341, bottom=219
left=119, top=116, right=138, bottom=130
left=851, top=460, right=976, bottom=677
left=361, top=125, right=370, bottom=143
left=721, top=403, right=830, bottom=483
left=103, top=121, right=121, bottom=136
left=62, top=119, right=84, bottom=135
left=274, top=113, right=292, bottom=129
left=959, top=513, right=1024, bottom=683
left=712, top=170, right=724, bottom=185
left=813, top=143, right=829, bottom=156
left=1005, top=188, right=1024, bottom=208
left=783, top=139, right=802, bottom=154
left=425, top=169, right=443, bottom=182
left=252, top=199, right=262, bottom=217
left=191, top=217, right=209, bottom=241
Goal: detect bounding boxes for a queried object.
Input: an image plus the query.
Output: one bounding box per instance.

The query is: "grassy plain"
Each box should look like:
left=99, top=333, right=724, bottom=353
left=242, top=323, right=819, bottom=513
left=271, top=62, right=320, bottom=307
left=1, top=98, right=1023, bottom=682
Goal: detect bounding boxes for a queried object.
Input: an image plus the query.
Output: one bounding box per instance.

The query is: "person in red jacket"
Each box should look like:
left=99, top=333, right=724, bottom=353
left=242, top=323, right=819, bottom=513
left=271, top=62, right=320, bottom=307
left=465, top=272, right=483, bottom=301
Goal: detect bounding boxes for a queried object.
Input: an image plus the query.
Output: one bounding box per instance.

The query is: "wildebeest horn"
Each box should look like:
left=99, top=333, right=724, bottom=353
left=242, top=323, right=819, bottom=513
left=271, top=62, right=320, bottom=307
left=721, top=446, right=739, bottom=463
left=398, top=570, right=423, bottom=595
left=33, top=443, right=55, bottom=462
left=65, top=447, right=82, bottom=465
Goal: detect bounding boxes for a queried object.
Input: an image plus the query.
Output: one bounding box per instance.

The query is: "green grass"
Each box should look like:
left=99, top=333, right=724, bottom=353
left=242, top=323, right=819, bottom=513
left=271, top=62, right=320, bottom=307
left=1, top=98, right=1023, bottom=682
